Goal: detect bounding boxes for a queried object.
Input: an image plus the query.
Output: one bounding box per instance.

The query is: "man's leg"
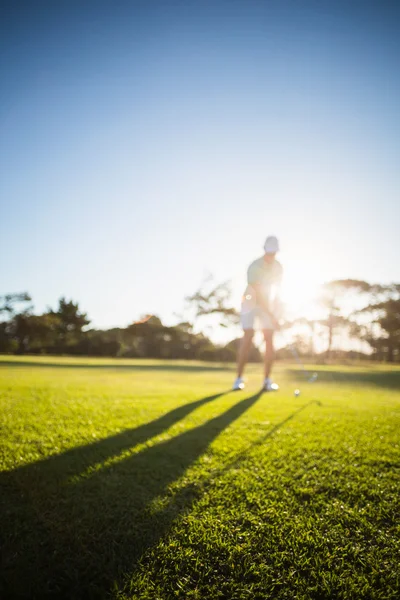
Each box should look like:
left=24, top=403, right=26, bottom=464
left=263, top=329, right=274, bottom=379
left=237, top=329, right=254, bottom=378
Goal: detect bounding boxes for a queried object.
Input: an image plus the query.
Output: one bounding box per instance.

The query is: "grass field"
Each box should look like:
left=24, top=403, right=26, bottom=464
left=0, top=356, right=399, bottom=599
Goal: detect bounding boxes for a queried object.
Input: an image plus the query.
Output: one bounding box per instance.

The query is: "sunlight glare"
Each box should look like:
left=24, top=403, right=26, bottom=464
left=281, top=261, right=326, bottom=321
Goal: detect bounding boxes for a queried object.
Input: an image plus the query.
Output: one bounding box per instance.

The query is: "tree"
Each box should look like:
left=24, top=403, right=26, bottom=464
left=357, top=284, right=400, bottom=362
left=0, top=292, right=31, bottom=315
left=0, top=292, right=33, bottom=353
left=185, top=276, right=239, bottom=328
left=0, top=322, right=17, bottom=353
left=319, top=280, right=371, bottom=359
left=73, top=328, right=123, bottom=357
left=123, top=315, right=215, bottom=359
left=287, top=317, right=320, bottom=358
left=11, top=313, right=61, bottom=354
left=49, top=298, right=90, bottom=351
left=224, top=338, right=261, bottom=362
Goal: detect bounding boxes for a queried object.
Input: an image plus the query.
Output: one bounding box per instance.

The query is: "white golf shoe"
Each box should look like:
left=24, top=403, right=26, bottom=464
left=263, top=377, right=279, bottom=391
left=232, top=377, right=245, bottom=391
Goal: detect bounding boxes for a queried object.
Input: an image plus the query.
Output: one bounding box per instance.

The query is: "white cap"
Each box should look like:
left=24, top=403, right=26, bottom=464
left=264, top=235, right=280, bottom=254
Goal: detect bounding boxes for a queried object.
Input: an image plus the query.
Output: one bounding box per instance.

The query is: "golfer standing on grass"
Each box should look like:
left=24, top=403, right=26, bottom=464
left=233, top=236, right=283, bottom=391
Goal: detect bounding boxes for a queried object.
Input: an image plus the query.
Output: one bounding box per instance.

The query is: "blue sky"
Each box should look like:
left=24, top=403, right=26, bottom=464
left=1, top=0, right=399, bottom=331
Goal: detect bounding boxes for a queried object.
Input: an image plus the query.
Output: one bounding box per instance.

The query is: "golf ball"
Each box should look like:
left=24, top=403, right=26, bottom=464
left=294, top=389, right=300, bottom=396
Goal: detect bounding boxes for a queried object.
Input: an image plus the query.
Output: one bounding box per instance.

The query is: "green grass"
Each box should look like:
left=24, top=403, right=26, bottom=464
left=0, top=356, right=399, bottom=599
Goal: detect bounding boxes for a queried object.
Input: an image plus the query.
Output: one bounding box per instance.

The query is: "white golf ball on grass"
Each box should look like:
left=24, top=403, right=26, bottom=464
left=294, top=389, right=300, bottom=396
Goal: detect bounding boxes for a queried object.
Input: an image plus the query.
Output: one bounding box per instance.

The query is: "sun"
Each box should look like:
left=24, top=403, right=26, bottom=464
left=280, top=261, right=325, bottom=322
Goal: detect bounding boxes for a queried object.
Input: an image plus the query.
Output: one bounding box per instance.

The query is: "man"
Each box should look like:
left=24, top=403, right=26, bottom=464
left=233, top=235, right=283, bottom=391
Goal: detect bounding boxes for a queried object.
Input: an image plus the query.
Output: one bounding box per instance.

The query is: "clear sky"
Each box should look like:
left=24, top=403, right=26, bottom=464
left=1, top=0, right=399, bottom=332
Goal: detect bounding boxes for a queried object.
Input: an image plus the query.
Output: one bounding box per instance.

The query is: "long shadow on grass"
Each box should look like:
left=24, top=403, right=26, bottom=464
left=287, top=368, right=400, bottom=390
left=0, top=391, right=263, bottom=599
left=0, top=360, right=231, bottom=372
left=3, top=392, right=228, bottom=484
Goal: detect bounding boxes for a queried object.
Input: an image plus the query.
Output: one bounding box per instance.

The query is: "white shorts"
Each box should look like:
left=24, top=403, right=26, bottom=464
left=240, top=306, right=277, bottom=331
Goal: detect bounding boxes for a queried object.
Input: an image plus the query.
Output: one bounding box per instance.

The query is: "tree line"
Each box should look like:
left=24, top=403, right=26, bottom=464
left=1, top=278, right=399, bottom=362
left=0, top=294, right=254, bottom=362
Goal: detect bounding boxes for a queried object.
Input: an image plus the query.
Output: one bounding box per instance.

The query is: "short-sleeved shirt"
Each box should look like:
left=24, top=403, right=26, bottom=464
left=244, top=256, right=283, bottom=308
left=247, top=257, right=283, bottom=286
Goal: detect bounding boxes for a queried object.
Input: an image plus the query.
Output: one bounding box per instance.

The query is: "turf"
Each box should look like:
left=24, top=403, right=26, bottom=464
left=0, top=356, right=399, bottom=599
